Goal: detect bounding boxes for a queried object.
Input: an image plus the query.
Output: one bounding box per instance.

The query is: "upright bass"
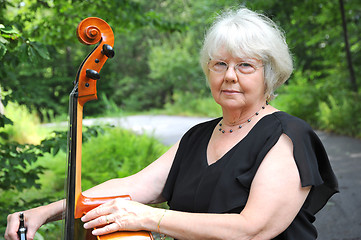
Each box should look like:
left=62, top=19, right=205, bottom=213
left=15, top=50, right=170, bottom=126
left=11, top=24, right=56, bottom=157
left=64, top=17, right=154, bottom=240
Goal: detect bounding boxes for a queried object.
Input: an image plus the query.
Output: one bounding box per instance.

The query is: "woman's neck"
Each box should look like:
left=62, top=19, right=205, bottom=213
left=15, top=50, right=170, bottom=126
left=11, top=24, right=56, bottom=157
left=221, top=101, right=267, bottom=127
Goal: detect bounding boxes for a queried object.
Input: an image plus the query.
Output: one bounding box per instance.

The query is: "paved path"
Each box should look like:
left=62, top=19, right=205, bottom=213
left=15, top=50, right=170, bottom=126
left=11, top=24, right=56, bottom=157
left=47, top=115, right=361, bottom=239
left=313, top=132, right=361, bottom=240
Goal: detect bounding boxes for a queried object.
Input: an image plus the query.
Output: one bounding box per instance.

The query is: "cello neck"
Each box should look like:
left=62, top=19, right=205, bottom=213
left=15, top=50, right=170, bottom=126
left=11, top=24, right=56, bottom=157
left=64, top=85, right=84, bottom=239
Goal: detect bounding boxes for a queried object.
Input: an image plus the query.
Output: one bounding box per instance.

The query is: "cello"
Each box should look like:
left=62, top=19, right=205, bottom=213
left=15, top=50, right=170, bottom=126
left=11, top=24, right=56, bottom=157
left=64, top=17, right=154, bottom=240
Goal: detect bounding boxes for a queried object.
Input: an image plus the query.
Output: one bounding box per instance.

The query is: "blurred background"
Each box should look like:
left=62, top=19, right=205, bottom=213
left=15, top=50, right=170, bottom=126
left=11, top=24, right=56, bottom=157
left=1, top=0, right=360, bottom=239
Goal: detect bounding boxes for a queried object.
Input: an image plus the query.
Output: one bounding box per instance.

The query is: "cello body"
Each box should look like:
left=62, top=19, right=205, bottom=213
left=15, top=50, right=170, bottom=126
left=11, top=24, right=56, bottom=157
left=63, top=17, right=153, bottom=240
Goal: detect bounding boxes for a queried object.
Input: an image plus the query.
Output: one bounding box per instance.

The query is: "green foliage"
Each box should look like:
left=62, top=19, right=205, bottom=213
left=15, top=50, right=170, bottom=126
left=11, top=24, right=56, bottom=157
left=1, top=102, right=48, bottom=144
left=248, top=0, right=360, bottom=87
left=1, top=0, right=188, bottom=119
left=317, top=93, right=361, bottom=138
left=272, top=71, right=324, bottom=123
left=81, top=127, right=169, bottom=190
left=0, top=102, right=48, bottom=192
left=0, top=141, right=46, bottom=191
left=271, top=69, right=361, bottom=137
left=0, top=113, right=13, bottom=129
left=148, top=32, right=206, bottom=106
left=0, top=24, right=19, bottom=59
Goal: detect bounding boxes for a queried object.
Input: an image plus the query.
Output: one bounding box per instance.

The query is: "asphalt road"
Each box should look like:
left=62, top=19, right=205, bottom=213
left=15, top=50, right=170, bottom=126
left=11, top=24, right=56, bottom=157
left=50, top=115, right=361, bottom=239
left=313, top=131, right=361, bottom=240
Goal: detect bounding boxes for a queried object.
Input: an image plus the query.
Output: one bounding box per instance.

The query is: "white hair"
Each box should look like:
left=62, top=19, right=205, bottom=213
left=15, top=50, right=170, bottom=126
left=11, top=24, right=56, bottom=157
left=200, top=8, right=293, bottom=100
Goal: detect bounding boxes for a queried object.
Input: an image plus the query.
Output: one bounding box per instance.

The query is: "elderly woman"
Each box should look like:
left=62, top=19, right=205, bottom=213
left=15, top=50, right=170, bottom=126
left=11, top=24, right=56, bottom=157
left=5, top=7, right=337, bottom=240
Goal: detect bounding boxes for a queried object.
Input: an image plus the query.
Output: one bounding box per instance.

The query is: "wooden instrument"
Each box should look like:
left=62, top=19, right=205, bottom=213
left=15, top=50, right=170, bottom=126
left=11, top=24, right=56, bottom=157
left=63, top=17, right=153, bottom=240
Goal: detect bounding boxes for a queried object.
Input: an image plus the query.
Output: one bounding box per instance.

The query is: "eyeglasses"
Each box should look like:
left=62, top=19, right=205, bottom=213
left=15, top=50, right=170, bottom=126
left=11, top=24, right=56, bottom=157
left=208, top=60, right=263, bottom=75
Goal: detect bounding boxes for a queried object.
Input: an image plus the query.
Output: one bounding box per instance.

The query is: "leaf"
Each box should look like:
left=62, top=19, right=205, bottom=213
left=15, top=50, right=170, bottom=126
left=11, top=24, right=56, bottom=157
left=0, top=114, right=13, bottom=128
left=24, top=153, right=37, bottom=164
left=28, top=44, right=38, bottom=62
left=0, top=25, right=19, bottom=34
left=0, top=42, right=6, bottom=59
left=0, top=132, right=9, bottom=140
left=0, top=35, right=8, bottom=44
left=31, top=42, right=50, bottom=60
left=53, top=144, right=60, bottom=156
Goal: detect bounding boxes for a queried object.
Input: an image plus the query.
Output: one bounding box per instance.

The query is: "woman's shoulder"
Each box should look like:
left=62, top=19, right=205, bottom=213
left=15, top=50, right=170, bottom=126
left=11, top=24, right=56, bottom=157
left=266, top=111, right=321, bottom=152
left=264, top=111, right=315, bottom=138
left=272, top=111, right=312, bottom=128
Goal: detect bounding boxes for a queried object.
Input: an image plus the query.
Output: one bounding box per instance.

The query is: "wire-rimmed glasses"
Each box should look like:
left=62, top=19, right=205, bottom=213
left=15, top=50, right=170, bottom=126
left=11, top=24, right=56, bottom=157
left=208, top=60, right=263, bottom=75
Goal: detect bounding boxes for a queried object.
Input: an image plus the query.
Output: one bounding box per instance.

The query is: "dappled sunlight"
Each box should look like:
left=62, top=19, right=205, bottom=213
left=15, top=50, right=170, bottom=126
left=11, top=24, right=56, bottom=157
left=3, top=102, right=50, bottom=144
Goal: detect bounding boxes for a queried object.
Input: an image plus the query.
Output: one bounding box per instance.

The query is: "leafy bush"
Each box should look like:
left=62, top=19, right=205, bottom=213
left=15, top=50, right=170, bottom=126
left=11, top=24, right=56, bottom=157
left=81, top=127, right=169, bottom=190
left=317, top=93, right=361, bottom=138
left=271, top=71, right=324, bottom=124
left=271, top=71, right=361, bottom=138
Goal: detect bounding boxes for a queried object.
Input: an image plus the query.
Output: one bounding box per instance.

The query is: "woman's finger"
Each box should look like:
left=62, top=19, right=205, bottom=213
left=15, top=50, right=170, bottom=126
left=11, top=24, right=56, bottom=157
left=92, top=222, right=120, bottom=236
left=83, top=213, right=115, bottom=229
left=81, top=202, right=114, bottom=222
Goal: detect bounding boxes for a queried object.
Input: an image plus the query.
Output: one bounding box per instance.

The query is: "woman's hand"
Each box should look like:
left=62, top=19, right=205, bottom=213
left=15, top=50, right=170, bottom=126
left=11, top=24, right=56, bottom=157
left=5, top=208, right=47, bottom=240
left=81, top=198, right=161, bottom=236
left=5, top=200, right=64, bottom=240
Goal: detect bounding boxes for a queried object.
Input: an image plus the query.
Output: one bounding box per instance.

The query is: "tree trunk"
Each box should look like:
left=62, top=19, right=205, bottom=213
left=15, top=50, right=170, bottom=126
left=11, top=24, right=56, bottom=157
left=339, top=0, right=358, bottom=91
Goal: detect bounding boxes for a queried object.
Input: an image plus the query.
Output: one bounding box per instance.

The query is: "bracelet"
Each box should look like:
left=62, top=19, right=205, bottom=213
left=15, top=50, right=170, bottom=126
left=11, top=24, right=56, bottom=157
left=157, top=209, right=167, bottom=240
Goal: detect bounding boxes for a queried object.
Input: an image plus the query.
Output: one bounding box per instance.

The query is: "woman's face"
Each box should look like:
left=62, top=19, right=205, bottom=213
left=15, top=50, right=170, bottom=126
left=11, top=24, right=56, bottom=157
left=207, top=49, right=266, bottom=111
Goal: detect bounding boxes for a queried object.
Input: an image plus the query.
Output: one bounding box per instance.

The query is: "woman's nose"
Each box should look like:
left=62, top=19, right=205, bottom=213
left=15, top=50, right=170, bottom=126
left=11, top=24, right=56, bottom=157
left=224, top=65, right=238, bottom=83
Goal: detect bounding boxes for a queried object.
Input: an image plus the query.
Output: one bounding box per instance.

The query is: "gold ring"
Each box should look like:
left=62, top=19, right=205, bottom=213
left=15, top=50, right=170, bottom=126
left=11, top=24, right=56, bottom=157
left=105, top=215, right=109, bottom=224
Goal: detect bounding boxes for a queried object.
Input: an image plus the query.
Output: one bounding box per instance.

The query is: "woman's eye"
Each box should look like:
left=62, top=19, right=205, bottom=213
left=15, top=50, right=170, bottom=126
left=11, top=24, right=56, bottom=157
left=215, top=61, right=227, bottom=67
left=239, top=62, right=253, bottom=68
left=212, top=61, right=228, bottom=71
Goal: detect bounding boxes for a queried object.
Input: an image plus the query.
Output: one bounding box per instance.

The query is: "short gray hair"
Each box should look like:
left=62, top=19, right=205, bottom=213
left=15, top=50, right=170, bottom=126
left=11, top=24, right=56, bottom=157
left=200, top=8, right=293, bottom=100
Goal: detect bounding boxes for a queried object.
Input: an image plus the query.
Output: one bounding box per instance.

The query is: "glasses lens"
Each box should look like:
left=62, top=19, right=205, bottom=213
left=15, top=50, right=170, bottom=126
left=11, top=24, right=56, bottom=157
left=236, top=62, right=257, bottom=74
left=209, top=61, right=228, bottom=73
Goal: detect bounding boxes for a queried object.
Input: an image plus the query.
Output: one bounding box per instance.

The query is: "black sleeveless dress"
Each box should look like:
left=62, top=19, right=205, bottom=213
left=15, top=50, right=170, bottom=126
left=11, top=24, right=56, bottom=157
left=162, top=111, right=338, bottom=239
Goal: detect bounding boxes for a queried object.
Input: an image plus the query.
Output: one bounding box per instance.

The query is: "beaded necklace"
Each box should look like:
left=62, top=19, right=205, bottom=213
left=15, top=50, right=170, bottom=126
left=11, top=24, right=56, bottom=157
left=218, top=102, right=268, bottom=134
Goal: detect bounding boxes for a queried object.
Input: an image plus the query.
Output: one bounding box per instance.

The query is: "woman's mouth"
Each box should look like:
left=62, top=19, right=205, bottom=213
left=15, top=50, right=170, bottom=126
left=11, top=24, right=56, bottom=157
left=222, top=89, right=241, bottom=95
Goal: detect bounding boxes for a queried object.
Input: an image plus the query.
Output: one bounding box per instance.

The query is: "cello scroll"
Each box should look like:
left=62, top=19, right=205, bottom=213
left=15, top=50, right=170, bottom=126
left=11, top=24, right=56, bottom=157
left=76, top=17, right=115, bottom=106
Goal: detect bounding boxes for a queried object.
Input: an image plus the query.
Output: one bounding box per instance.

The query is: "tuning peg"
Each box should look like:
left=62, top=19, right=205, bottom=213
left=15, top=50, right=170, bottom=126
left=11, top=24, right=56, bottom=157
left=102, top=44, right=115, bottom=58
left=86, top=69, right=100, bottom=80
